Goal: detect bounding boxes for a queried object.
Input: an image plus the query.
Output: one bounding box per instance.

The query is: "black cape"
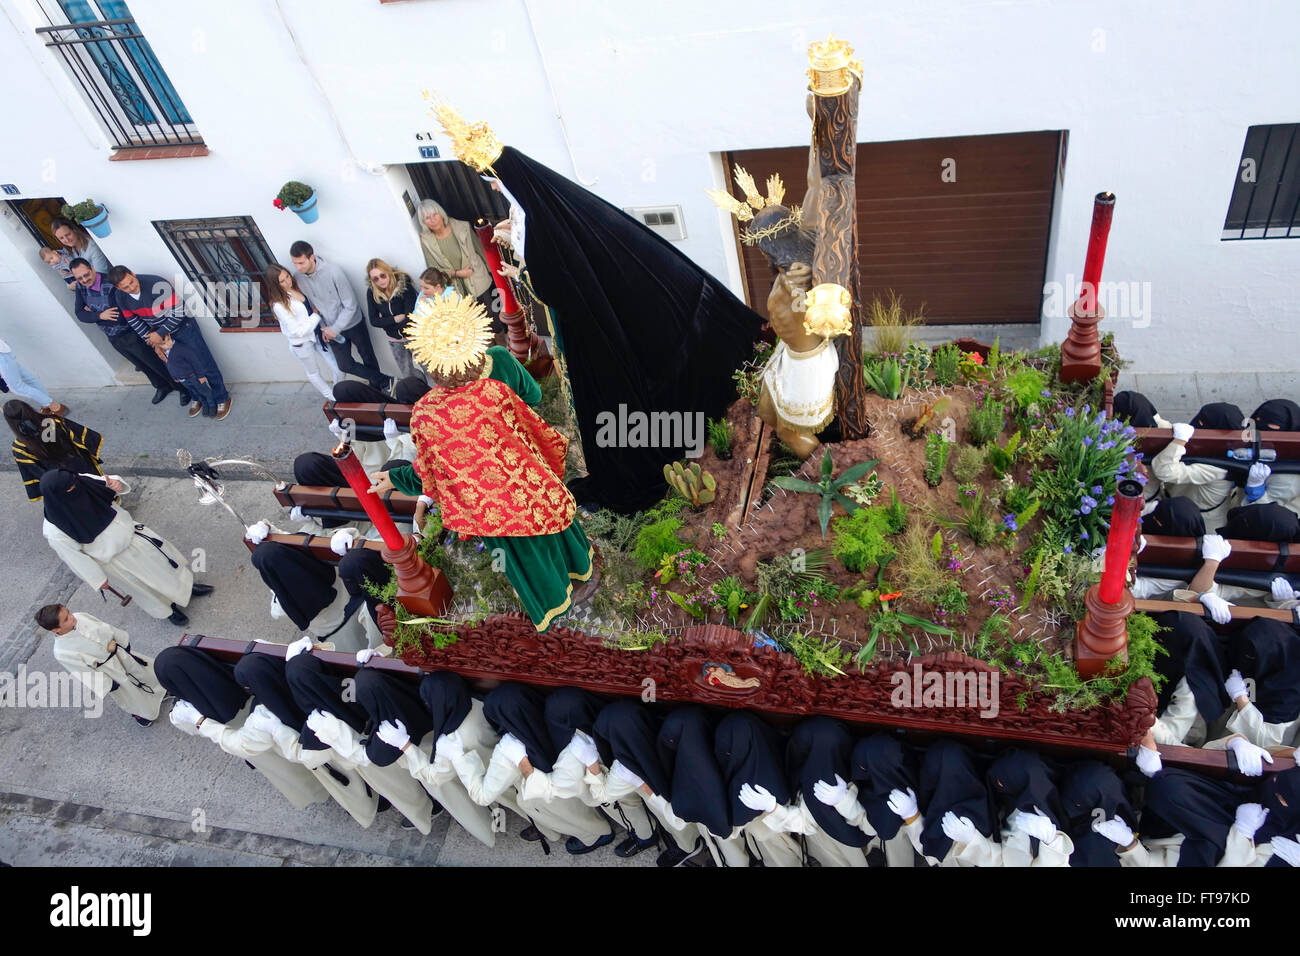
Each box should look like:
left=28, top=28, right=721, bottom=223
left=543, top=686, right=606, bottom=761
left=491, top=146, right=765, bottom=513
left=713, top=710, right=792, bottom=828
left=250, top=541, right=338, bottom=632
left=918, top=739, right=997, bottom=861
left=40, top=469, right=116, bottom=544
left=987, top=749, right=1067, bottom=857
left=1153, top=611, right=1231, bottom=722
left=1252, top=399, right=1300, bottom=431
left=285, top=652, right=369, bottom=735
left=291, top=453, right=350, bottom=529
left=355, top=667, right=434, bottom=767
left=1217, top=502, right=1300, bottom=542
left=849, top=733, right=919, bottom=842
left=1191, top=402, right=1245, bottom=430
left=593, top=699, right=671, bottom=797
left=1145, top=768, right=1251, bottom=867
left=785, top=717, right=871, bottom=848
left=1112, top=391, right=1161, bottom=428
left=1230, top=618, right=1300, bottom=724
left=482, top=683, right=556, bottom=773
left=419, top=671, right=473, bottom=742
left=154, top=645, right=247, bottom=723
left=233, top=653, right=329, bottom=751
left=1060, top=760, right=1139, bottom=868
left=657, top=706, right=732, bottom=839
left=1142, top=496, right=1205, bottom=538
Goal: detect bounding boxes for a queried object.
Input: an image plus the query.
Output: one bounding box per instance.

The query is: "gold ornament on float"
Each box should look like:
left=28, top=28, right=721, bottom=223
left=404, top=291, right=495, bottom=377
left=806, top=34, right=862, bottom=97
left=706, top=167, right=803, bottom=243
left=802, top=283, right=854, bottom=339
left=423, top=91, right=503, bottom=173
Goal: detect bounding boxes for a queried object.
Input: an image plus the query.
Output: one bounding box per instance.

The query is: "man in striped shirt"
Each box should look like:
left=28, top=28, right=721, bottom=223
left=108, top=267, right=232, bottom=421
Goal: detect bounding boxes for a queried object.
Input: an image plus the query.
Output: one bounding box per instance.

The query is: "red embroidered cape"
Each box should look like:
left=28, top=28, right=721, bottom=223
left=410, top=377, right=575, bottom=536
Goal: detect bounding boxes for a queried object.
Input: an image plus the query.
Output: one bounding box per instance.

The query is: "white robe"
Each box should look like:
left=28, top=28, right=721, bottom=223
left=1149, top=442, right=1242, bottom=532
left=762, top=338, right=838, bottom=433
left=1119, top=827, right=1275, bottom=867
left=44, top=507, right=193, bottom=620
left=306, top=710, right=435, bottom=833
left=586, top=761, right=702, bottom=854
left=828, top=783, right=996, bottom=867
left=518, top=730, right=656, bottom=840
left=1149, top=677, right=1210, bottom=747
left=1222, top=701, right=1300, bottom=749
left=264, top=715, right=380, bottom=828
left=1259, top=473, right=1300, bottom=516
left=52, top=612, right=163, bottom=720
left=172, top=700, right=327, bottom=810
left=764, top=795, right=870, bottom=867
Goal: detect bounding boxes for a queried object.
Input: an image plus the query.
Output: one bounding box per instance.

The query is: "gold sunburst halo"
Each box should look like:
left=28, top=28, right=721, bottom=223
left=405, top=292, right=495, bottom=377
left=424, top=91, right=503, bottom=174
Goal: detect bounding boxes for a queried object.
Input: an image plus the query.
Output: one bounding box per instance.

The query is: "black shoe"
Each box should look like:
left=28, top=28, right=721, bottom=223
left=615, top=831, right=660, bottom=859
left=400, top=818, right=419, bottom=831
left=151, top=387, right=169, bottom=405
left=178, top=390, right=190, bottom=407
left=167, top=605, right=189, bottom=626
left=133, top=715, right=154, bottom=727
left=190, top=583, right=214, bottom=598
left=656, top=838, right=705, bottom=868
left=565, top=830, right=615, bottom=855
left=519, top=824, right=543, bottom=842
left=431, top=800, right=444, bottom=817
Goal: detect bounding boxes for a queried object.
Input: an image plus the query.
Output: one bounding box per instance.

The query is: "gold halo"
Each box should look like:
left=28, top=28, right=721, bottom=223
left=404, top=292, right=494, bottom=377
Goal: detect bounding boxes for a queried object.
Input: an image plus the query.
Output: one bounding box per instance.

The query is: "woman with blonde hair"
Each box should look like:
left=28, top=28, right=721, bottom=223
left=416, top=199, right=497, bottom=325
left=262, top=263, right=340, bottom=400
left=364, top=258, right=419, bottom=380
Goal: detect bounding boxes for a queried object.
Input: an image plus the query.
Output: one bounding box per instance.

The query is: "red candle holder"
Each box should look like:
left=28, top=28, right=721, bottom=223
left=1075, top=477, right=1142, bottom=678
left=1060, top=191, right=1116, bottom=384
left=333, top=441, right=404, bottom=550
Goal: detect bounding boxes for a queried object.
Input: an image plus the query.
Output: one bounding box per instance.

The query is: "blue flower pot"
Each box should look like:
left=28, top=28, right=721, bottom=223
left=82, top=205, right=111, bottom=238
left=290, top=190, right=318, bottom=224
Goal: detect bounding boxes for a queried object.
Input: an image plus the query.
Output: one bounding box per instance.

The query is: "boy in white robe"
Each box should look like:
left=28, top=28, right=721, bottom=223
left=37, top=605, right=163, bottom=725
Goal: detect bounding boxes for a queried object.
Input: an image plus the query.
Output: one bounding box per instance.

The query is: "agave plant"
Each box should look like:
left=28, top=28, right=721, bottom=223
left=863, top=356, right=911, bottom=400
left=771, top=449, right=879, bottom=537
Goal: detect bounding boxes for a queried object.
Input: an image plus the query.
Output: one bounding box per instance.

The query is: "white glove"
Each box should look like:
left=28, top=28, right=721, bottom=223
left=305, top=709, right=330, bottom=737
left=739, top=783, right=778, bottom=813
left=1224, top=669, right=1250, bottom=702
left=170, top=700, right=202, bottom=728
left=1010, top=807, right=1059, bottom=843
left=1135, top=744, right=1163, bottom=777
left=244, top=708, right=282, bottom=736
left=356, top=647, right=378, bottom=665
left=328, top=419, right=346, bottom=440
left=1227, top=736, right=1274, bottom=777
left=569, top=732, right=600, bottom=767
left=329, top=527, right=358, bottom=556
left=612, top=762, right=645, bottom=788
left=376, top=719, right=410, bottom=751
left=244, top=520, right=270, bottom=545
left=383, top=418, right=400, bottom=441
left=289, top=506, right=306, bottom=522
left=941, top=811, right=980, bottom=846
left=418, top=494, right=435, bottom=508
left=434, top=730, right=464, bottom=760
left=1272, top=577, right=1297, bottom=602
left=1245, top=462, right=1272, bottom=502
left=887, top=787, right=919, bottom=821
left=812, top=774, right=848, bottom=807
left=1171, top=423, right=1194, bottom=442
left=1093, top=815, right=1135, bottom=847
left=1141, top=498, right=1160, bottom=517
left=1233, top=802, right=1268, bottom=839
left=1200, top=534, right=1231, bottom=563
left=497, top=732, right=527, bottom=766
left=1270, top=834, right=1300, bottom=866
left=1199, top=591, right=1233, bottom=625
left=285, top=635, right=314, bottom=661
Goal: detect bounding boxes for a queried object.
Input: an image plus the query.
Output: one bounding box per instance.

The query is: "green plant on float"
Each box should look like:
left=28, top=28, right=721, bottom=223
left=924, top=430, right=951, bottom=487
left=590, top=549, right=647, bottom=627
left=843, top=472, right=884, bottom=507
left=863, top=355, right=912, bottom=400
left=987, top=336, right=1001, bottom=372
left=904, top=341, right=932, bottom=373
left=1028, top=544, right=1098, bottom=622
left=986, top=431, right=1022, bottom=478
left=1039, top=613, right=1168, bottom=713
left=634, top=517, right=687, bottom=571
left=780, top=631, right=853, bottom=678
left=883, top=486, right=908, bottom=534
left=732, top=340, right=775, bottom=406
left=857, top=608, right=954, bottom=666
left=867, top=289, right=924, bottom=357
left=937, top=485, right=999, bottom=548
left=934, top=580, right=969, bottom=617
left=952, top=444, right=987, bottom=484
left=1021, top=549, right=1046, bottom=608
left=601, top=628, right=673, bottom=652
left=711, top=521, right=728, bottom=540
left=664, top=459, right=717, bottom=508
left=894, top=519, right=948, bottom=605
left=707, top=417, right=734, bottom=460
left=769, top=449, right=880, bottom=538
left=932, top=343, right=961, bottom=387
left=931, top=530, right=944, bottom=562
left=967, top=394, right=1006, bottom=448
left=710, top=575, right=754, bottom=625
left=665, top=589, right=709, bottom=620
left=1004, top=367, right=1049, bottom=411
left=831, top=502, right=908, bottom=574
left=746, top=550, right=833, bottom=629
left=1003, top=483, right=1037, bottom=516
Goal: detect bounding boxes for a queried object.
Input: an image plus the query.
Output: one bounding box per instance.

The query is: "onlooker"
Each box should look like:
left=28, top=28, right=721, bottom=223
left=0, top=335, right=53, bottom=407
left=50, top=218, right=110, bottom=275
left=416, top=199, right=498, bottom=325
left=159, top=333, right=218, bottom=419
left=39, top=247, right=78, bottom=291
left=263, top=263, right=340, bottom=400
left=364, top=258, right=419, bottom=381
left=70, top=259, right=185, bottom=407
left=107, top=266, right=231, bottom=420
left=414, top=266, right=453, bottom=312
left=289, top=241, right=390, bottom=392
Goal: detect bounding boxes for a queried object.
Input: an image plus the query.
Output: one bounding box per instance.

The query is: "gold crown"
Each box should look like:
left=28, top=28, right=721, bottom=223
left=807, top=34, right=863, bottom=97
left=423, top=91, right=503, bottom=173
left=802, top=283, right=854, bottom=338
left=405, top=291, right=495, bottom=377
left=706, top=166, right=800, bottom=242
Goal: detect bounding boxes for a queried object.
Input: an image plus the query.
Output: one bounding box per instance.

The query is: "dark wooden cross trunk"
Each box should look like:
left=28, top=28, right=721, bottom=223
left=811, top=75, right=870, bottom=440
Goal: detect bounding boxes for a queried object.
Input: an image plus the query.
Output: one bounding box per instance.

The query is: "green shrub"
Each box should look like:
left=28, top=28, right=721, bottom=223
left=986, top=431, right=1021, bottom=477
left=831, top=506, right=898, bottom=574
left=867, top=290, right=923, bottom=357
left=883, top=486, right=908, bottom=534
left=967, top=395, right=1005, bottom=447
left=952, top=445, right=986, bottom=483
left=708, top=417, right=734, bottom=460
left=1004, top=367, right=1048, bottom=410
left=634, top=517, right=686, bottom=571
left=924, top=431, right=950, bottom=486
left=932, top=343, right=961, bottom=386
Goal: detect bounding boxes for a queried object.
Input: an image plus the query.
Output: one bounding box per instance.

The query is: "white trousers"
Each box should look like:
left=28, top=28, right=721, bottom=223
left=288, top=340, right=340, bottom=399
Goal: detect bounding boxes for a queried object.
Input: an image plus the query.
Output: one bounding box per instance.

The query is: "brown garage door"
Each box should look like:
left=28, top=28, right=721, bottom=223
left=725, top=129, right=1062, bottom=325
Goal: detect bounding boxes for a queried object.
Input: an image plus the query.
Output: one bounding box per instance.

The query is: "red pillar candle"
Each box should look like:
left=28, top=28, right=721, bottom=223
left=1079, top=192, right=1116, bottom=312
left=1098, top=477, right=1144, bottom=604
left=332, top=441, right=405, bottom=551
left=474, top=221, right=520, bottom=315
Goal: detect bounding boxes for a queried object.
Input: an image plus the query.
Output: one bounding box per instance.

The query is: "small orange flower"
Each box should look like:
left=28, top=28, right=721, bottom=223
left=880, top=591, right=903, bottom=601
left=968, top=352, right=984, bottom=365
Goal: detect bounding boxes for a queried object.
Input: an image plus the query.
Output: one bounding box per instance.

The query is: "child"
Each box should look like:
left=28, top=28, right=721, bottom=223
left=414, top=267, right=455, bottom=314
left=160, top=332, right=220, bottom=419
left=34, top=603, right=165, bottom=726
left=39, top=246, right=77, bottom=291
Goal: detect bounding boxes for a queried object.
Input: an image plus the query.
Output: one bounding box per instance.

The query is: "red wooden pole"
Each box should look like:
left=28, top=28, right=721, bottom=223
left=1059, top=192, right=1116, bottom=384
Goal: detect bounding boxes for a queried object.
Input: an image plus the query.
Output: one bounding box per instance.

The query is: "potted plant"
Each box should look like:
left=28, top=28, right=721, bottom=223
left=61, top=199, right=110, bottom=238
left=274, top=181, right=317, bottom=223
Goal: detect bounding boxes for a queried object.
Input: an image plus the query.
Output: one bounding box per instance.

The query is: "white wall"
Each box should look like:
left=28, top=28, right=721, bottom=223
left=1, top=0, right=1296, bottom=388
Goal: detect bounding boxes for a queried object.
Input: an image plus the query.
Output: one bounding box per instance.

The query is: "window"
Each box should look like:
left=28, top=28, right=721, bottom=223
left=1223, top=124, right=1300, bottom=240
left=154, top=217, right=277, bottom=329
left=35, top=0, right=202, bottom=150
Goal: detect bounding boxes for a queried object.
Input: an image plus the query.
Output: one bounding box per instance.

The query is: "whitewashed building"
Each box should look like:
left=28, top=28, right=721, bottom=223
left=0, top=0, right=1295, bottom=392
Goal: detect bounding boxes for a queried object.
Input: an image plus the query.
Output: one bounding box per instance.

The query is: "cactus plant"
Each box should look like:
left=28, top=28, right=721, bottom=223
left=663, top=460, right=716, bottom=508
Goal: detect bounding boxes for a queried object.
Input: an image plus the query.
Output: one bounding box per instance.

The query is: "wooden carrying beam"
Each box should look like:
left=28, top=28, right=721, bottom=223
left=241, top=532, right=387, bottom=563
left=1135, top=427, right=1300, bottom=457
left=273, top=483, right=419, bottom=517
left=1133, top=598, right=1297, bottom=624
left=176, top=634, right=1293, bottom=777
left=1141, top=535, right=1300, bottom=572
left=324, top=402, right=412, bottom=429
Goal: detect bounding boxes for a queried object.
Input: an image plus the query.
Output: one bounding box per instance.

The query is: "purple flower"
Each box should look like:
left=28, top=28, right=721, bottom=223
left=1091, top=485, right=1104, bottom=495
left=1003, top=514, right=1019, bottom=532
left=1065, top=407, right=1075, bottom=418
left=1081, top=495, right=1098, bottom=509
left=1106, top=495, right=1115, bottom=506
left=1083, top=436, right=1093, bottom=447
left=1098, top=440, right=1114, bottom=451
left=1040, top=389, right=1051, bottom=398
left=1080, top=505, right=1093, bottom=515
left=1080, top=531, right=1089, bottom=540
left=1063, top=543, right=1073, bottom=554
left=1083, top=404, right=1091, bottom=415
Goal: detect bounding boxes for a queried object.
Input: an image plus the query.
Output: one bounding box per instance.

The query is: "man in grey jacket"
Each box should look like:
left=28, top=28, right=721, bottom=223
left=289, top=241, right=390, bottom=391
